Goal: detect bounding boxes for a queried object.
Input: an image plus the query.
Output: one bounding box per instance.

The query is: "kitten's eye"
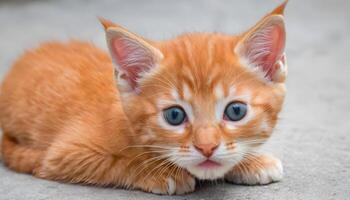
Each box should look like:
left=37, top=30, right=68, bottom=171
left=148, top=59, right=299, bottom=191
left=163, top=106, right=187, bottom=126
left=224, top=102, right=247, bottom=121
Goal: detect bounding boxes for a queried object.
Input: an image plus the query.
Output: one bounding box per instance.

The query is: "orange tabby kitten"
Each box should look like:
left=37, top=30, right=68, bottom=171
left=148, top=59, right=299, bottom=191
left=0, top=1, right=288, bottom=195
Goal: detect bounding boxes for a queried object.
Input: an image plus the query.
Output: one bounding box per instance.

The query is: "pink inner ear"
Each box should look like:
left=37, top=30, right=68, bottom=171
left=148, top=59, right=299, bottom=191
left=246, top=24, right=285, bottom=80
left=112, top=37, right=154, bottom=89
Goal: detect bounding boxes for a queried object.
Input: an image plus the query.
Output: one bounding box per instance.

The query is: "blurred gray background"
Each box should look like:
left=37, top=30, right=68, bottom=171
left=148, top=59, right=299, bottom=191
left=0, top=0, right=350, bottom=200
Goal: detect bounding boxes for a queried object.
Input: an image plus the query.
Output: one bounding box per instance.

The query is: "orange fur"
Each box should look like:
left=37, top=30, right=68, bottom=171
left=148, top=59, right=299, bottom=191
left=0, top=1, right=288, bottom=195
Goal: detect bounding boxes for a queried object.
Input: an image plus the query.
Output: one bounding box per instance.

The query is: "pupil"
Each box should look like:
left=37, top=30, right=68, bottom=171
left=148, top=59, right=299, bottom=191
left=233, top=106, right=240, bottom=115
left=171, top=110, right=179, bottom=119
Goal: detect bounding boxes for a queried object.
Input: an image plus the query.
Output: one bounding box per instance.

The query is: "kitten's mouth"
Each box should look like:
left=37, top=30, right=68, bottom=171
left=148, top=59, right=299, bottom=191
left=197, top=159, right=222, bottom=169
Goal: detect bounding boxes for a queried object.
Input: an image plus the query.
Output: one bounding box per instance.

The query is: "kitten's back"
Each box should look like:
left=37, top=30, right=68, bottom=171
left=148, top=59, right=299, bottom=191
left=0, top=41, right=118, bottom=148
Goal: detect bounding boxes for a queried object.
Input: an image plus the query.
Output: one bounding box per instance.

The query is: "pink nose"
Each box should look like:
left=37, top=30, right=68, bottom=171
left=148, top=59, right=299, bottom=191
left=194, top=143, right=218, bottom=157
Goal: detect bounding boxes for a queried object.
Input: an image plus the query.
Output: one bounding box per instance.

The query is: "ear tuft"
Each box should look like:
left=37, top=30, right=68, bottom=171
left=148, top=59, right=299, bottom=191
left=270, top=0, right=289, bottom=16
left=98, top=17, right=117, bottom=30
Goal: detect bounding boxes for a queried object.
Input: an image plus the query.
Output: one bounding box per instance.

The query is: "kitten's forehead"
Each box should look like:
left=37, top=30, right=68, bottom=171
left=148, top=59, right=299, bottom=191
left=171, top=81, right=236, bottom=100
left=159, top=33, right=239, bottom=70
left=157, top=33, right=250, bottom=92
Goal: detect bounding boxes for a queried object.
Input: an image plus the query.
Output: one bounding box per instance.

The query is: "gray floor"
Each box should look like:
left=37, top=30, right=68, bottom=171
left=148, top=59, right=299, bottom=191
left=0, top=0, right=350, bottom=199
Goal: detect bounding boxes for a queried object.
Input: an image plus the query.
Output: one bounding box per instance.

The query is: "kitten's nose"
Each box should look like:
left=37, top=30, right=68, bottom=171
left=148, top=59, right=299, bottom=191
left=194, top=143, right=218, bottom=158
left=193, top=125, right=220, bottom=157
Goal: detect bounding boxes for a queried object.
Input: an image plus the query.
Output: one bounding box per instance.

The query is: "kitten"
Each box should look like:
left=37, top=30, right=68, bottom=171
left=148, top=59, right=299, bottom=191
left=0, top=1, right=288, bottom=195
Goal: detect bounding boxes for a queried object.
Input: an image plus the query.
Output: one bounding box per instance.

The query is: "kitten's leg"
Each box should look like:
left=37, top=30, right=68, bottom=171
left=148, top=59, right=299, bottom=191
left=225, top=154, right=283, bottom=185
left=34, top=139, right=129, bottom=186
left=131, top=162, right=196, bottom=195
left=35, top=139, right=195, bottom=195
left=1, top=133, right=43, bottom=173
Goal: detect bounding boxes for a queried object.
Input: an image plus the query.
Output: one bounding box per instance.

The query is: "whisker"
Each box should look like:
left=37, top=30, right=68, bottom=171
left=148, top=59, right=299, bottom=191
left=132, top=154, right=171, bottom=180
left=118, top=144, right=180, bottom=153
left=126, top=149, right=172, bottom=167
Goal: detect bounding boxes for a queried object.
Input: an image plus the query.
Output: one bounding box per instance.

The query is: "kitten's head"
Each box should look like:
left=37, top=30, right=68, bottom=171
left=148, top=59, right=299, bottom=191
left=102, top=1, right=288, bottom=180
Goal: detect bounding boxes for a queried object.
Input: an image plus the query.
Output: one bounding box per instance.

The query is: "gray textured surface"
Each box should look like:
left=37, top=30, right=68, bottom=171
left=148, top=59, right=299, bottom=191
left=1, top=0, right=350, bottom=199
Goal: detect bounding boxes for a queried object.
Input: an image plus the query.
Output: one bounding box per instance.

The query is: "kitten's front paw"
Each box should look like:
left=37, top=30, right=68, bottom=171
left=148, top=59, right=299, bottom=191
left=149, top=172, right=196, bottom=195
left=225, top=154, right=283, bottom=185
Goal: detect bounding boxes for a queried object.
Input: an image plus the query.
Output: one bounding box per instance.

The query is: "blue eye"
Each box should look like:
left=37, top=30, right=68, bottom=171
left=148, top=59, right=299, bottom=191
left=163, top=106, right=187, bottom=126
left=224, top=102, right=247, bottom=121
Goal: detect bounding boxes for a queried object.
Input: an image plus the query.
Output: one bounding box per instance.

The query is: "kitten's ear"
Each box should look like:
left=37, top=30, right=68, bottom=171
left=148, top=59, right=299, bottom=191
left=99, top=18, right=163, bottom=93
left=235, top=1, right=288, bottom=82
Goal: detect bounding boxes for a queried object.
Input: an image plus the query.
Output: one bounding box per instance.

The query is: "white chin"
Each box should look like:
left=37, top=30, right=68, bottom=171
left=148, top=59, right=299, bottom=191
left=186, top=164, right=233, bottom=180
